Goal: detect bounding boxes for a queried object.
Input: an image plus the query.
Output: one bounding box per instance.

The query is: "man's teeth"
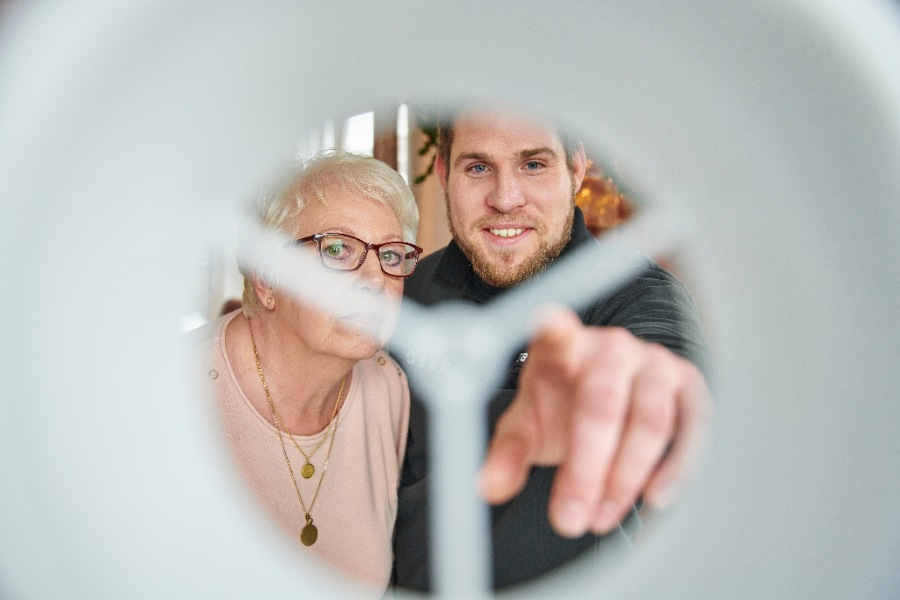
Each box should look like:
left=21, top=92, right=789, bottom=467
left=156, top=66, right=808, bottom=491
left=489, top=227, right=524, bottom=238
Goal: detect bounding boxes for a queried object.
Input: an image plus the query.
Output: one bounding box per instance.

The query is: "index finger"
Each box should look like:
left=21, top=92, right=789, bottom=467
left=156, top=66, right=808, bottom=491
left=527, top=305, right=584, bottom=369
left=546, top=328, right=640, bottom=537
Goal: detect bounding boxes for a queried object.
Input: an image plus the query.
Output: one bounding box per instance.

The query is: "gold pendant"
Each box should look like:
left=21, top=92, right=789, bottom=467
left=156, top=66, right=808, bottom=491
left=300, top=522, right=318, bottom=546
left=300, top=462, right=315, bottom=478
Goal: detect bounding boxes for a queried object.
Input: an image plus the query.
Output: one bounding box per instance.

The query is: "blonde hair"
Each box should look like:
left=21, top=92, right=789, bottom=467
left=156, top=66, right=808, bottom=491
left=240, top=150, right=419, bottom=314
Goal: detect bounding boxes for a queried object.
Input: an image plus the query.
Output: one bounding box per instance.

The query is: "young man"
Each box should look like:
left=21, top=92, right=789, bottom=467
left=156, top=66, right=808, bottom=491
left=393, top=106, right=710, bottom=590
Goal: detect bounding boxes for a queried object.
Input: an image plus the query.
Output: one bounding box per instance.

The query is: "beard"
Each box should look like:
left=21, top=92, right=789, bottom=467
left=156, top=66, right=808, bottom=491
left=447, top=196, right=575, bottom=288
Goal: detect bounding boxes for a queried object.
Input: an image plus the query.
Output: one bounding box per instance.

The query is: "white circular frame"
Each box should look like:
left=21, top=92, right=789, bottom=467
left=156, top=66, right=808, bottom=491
left=1, top=1, right=899, bottom=598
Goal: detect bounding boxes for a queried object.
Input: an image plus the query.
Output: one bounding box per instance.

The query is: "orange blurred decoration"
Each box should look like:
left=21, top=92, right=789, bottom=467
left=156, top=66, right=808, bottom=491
left=575, top=159, right=635, bottom=237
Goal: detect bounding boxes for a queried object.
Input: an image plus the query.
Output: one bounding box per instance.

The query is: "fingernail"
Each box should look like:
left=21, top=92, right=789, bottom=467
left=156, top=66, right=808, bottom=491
left=557, top=500, right=588, bottom=537
left=477, top=462, right=508, bottom=498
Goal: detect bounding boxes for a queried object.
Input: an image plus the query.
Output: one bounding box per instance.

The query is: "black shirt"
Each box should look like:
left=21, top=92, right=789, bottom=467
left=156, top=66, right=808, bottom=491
left=391, top=208, right=708, bottom=591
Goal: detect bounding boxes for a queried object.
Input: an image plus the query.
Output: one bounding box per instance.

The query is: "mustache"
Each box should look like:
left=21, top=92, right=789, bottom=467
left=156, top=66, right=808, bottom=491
left=473, top=212, right=544, bottom=232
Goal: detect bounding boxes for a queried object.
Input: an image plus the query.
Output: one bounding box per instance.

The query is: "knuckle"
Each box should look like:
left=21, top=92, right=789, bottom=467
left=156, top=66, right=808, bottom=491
left=642, top=342, right=679, bottom=372
left=600, top=326, right=635, bottom=350
left=579, top=382, right=626, bottom=423
left=634, top=401, right=674, bottom=437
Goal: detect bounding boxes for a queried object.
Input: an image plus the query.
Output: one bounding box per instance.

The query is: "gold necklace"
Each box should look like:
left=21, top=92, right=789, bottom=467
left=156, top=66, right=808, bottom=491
left=250, top=324, right=346, bottom=547
left=269, top=378, right=342, bottom=479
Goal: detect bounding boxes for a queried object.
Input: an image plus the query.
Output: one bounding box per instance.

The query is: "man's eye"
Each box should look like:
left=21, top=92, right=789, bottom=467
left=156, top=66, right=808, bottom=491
left=467, top=163, right=488, bottom=175
left=524, top=160, right=544, bottom=171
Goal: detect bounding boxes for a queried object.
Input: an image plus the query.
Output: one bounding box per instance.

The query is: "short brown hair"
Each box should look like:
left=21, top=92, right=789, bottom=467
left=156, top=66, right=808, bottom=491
left=435, top=108, right=580, bottom=175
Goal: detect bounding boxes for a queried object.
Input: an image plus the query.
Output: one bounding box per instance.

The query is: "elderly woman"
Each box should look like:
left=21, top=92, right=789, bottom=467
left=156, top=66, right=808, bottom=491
left=200, top=150, right=420, bottom=589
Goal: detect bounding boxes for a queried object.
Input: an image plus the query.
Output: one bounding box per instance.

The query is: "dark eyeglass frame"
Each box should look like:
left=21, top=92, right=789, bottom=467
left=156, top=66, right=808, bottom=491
left=293, top=232, right=423, bottom=278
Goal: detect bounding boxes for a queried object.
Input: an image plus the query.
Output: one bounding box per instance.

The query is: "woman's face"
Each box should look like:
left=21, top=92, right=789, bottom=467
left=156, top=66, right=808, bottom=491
left=271, top=185, right=407, bottom=362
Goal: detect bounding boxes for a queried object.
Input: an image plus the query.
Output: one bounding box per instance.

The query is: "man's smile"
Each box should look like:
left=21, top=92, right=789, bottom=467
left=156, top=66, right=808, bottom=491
left=487, top=227, right=526, bottom=238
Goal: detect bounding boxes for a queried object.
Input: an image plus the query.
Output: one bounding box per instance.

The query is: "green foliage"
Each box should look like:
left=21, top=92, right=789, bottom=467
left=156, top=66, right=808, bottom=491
left=413, top=112, right=439, bottom=185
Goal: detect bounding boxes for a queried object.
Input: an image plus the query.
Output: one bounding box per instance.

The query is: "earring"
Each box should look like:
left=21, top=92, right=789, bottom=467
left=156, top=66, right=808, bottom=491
left=267, top=297, right=273, bottom=305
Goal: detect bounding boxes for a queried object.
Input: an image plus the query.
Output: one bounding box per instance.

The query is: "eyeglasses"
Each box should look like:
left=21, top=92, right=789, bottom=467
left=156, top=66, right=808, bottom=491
left=293, top=233, right=423, bottom=278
